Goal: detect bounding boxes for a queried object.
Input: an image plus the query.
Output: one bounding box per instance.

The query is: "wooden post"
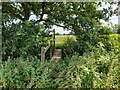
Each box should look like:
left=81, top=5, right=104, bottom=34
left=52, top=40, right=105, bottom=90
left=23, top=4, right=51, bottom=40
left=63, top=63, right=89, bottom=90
left=40, top=29, right=56, bottom=62
left=50, top=40, right=52, bottom=59
left=53, top=29, right=55, bottom=51
left=41, top=47, right=45, bottom=63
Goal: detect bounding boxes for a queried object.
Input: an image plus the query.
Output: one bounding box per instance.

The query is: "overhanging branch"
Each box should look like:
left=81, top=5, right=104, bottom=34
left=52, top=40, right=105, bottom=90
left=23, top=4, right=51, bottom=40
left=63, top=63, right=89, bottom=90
left=42, top=19, right=66, bottom=28
left=35, top=2, right=45, bottom=23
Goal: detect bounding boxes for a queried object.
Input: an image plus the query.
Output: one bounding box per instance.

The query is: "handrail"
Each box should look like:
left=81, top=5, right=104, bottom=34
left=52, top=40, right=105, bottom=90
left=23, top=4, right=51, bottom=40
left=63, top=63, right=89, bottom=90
left=41, top=29, right=55, bottom=63
left=44, top=44, right=51, bottom=53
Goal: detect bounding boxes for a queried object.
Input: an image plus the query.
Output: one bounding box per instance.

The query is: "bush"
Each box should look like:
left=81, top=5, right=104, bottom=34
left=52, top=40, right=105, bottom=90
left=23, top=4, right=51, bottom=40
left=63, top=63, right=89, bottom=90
left=2, top=21, right=52, bottom=61
left=52, top=49, right=119, bottom=88
left=108, top=34, right=120, bottom=51
left=62, top=34, right=100, bottom=57
left=69, top=25, right=113, bottom=55
left=2, top=56, right=53, bottom=88
left=95, top=34, right=120, bottom=56
left=62, top=37, right=80, bottom=57
left=62, top=33, right=120, bottom=58
left=2, top=48, right=119, bottom=88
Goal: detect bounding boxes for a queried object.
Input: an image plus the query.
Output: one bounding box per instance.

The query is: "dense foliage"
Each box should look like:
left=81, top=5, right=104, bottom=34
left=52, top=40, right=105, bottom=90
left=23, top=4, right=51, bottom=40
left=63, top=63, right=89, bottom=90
left=2, top=21, right=51, bottom=61
left=53, top=50, right=120, bottom=88
left=3, top=2, right=119, bottom=27
left=1, top=1, right=120, bottom=89
left=2, top=2, right=118, bottom=59
left=62, top=33, right=120, bottom=58
left=2, top=47, right=120, bottom=88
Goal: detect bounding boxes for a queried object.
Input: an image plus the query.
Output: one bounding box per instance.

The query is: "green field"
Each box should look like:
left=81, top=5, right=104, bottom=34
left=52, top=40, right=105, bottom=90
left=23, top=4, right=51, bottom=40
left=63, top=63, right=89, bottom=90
left=55, top=35, right=76, bottom=46
left=55, top=34, right=120, bottom=48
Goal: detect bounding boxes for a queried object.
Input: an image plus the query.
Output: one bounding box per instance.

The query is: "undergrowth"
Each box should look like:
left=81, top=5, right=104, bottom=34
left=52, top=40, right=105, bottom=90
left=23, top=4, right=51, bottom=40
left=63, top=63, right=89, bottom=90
left=1, top=48, right=120, bottom=89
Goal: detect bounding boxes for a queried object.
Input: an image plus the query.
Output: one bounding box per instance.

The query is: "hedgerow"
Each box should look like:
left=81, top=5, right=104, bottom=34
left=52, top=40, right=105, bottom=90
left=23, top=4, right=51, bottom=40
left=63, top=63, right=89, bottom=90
left=2, top=48, right=119, bottom=88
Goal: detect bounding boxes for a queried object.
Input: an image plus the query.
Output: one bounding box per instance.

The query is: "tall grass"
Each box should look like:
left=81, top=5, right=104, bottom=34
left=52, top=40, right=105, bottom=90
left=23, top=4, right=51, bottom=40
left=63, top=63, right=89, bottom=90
left=1, top=48, right=120, bottom=88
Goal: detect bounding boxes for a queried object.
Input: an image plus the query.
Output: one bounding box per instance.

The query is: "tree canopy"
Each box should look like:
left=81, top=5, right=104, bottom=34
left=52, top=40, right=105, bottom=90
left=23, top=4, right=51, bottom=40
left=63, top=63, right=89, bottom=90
left=2, top=2, right=118, bottom=30
left=2, top=1, right=119, bottom=59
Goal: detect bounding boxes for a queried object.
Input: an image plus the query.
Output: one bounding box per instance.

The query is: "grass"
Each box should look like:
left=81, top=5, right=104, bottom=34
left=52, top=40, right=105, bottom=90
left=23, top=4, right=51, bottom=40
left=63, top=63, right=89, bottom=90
left=55, top=34, right=120, bottom=45
left=54, top=34, right=120, bottom=49
left=55, top=35, right=76, bottom=48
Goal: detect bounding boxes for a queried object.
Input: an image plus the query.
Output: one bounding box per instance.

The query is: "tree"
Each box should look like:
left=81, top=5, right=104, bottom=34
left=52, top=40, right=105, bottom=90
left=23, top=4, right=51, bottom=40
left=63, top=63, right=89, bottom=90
left=2, top=2, right=119, bottom=58
left=2, top=2, right=118, bottom=30
left=2, top=21, right=51, bottom=61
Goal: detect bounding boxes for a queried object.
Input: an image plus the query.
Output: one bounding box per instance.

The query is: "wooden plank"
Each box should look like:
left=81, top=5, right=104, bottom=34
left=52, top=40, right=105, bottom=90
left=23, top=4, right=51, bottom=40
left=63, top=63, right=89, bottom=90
left=50, top=40, right=52, bottom=58
left=41, top=47, right=45, bottom=63
left=51, top=49, right=62, bottom=61
left=51, top=49, right=62, bottom=71
left=44, top=45, right=51, bottom=53
left=53, top=29, right=55, bottom=51
left=41, top=29, right=56, bottom=62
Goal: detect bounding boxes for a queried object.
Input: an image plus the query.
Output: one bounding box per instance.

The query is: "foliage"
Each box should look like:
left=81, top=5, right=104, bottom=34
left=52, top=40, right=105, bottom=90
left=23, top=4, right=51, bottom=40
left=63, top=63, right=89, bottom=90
left=103, top=34, right=120, bottom=52
left=52, top=48, right=120, bottom=88
left=2, top=2, right=118, bottom=60
left=62, top=37, right=79, bottom=57
left=111, top=24, right=120, bottom=34
left=110, top=24, right=119, bottom=34
left=2, top=48, right=120, bottom=88
left=62, top=27, right=117, bottom=57
left=55, top=35, right=76, bottom=48
left=117, top=27, right=120, bottom=34
left=1, top=1, right=120, bottom=89
left=2, top=56, right=53, bottom=88
left=115, top=24, right=119, bottom=34
left=2, top=2, right=117, bottom=29
left=2, top=21, right=51, bottom=61
left=76, top=24, right=113, bottom=54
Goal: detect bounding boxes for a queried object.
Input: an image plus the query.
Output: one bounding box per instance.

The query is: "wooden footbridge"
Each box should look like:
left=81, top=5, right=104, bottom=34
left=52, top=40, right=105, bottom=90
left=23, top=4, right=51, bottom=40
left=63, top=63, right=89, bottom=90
left=41, top=29, right=62, bottom=63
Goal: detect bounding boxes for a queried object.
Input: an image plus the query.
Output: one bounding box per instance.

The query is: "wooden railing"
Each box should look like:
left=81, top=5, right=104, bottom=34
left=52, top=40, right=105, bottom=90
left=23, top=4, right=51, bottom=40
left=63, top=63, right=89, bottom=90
left=41, top=29, right=55, bottom=63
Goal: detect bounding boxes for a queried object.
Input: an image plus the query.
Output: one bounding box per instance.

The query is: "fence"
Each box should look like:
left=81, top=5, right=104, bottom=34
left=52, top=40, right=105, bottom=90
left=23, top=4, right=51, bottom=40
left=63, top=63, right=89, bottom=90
left=41, top=29, right=55, bottom=63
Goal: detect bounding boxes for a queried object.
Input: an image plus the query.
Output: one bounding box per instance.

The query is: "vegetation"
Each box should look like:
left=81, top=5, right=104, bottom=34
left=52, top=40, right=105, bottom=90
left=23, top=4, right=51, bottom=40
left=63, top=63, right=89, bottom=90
left=2, top=47, right=120, bottom=88
left=2, top=21, right=51, bottom=61
left=55, top=35, right=76, bottom=48
left=1, top=1, right=120, bottom=89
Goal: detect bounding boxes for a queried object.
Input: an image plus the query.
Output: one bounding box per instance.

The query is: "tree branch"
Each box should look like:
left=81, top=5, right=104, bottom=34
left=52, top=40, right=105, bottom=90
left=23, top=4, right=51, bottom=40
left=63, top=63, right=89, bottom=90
left=42, top=19, right=67, bottom=28
left=35, top=2, right=45, bottom=23
left=21, top=3, right=30, bottom=21
left=42, top=19, right=73, bottom=31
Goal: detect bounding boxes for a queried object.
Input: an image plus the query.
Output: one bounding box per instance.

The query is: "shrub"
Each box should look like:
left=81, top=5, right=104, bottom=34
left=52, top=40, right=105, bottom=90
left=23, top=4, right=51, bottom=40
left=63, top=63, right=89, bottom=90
left=2, top=56, right=53, bottom=88
left=53, top=50, right=119, bottom=88
left=2, top=48, right=119, bottom=88
left=2, top=21, right=51, bottom=61
left=52, top=47, right=118, bottom=88
left=62, top=37, right=80, bottom=57
left=63, top=33, right=120, bottom=58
